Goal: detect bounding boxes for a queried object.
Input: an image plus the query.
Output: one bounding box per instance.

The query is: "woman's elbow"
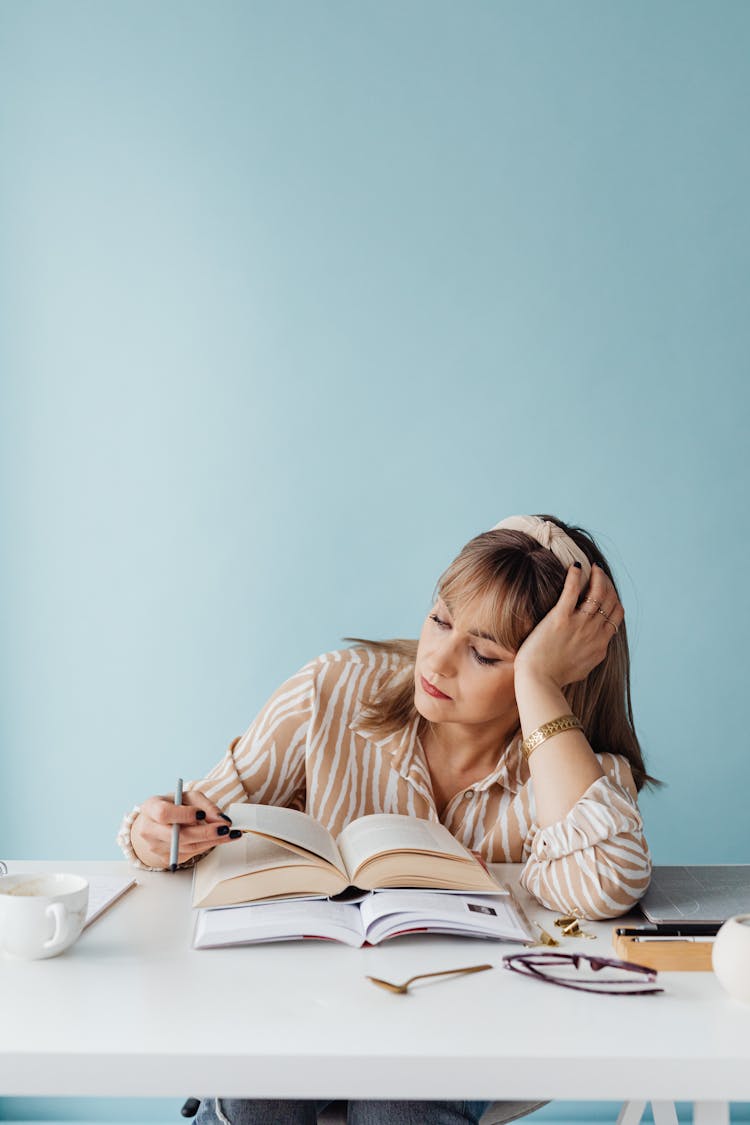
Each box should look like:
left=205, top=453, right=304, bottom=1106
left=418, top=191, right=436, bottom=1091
left=522, top=845, right=651, bottom=921
left=577, top=858, right=653, bottom=921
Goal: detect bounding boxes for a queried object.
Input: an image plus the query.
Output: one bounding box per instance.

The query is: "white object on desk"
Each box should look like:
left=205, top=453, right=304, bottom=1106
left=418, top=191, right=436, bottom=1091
left=0, top=872, right=89, bottom=960
left=712, top=913, right=750, bottom=1003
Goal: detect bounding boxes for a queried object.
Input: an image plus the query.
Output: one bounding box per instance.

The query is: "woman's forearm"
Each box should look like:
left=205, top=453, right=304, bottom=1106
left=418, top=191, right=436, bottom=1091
left=514, top=668, right=604, bottom=827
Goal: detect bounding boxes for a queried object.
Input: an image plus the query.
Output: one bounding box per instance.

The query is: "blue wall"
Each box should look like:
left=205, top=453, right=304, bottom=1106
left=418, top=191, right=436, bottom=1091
left=1, top=1, right=749, bottom=1121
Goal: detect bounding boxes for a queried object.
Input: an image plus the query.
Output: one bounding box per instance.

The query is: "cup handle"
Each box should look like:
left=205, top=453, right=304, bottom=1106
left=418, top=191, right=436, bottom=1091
left=43, top=903, right=70, bottom=952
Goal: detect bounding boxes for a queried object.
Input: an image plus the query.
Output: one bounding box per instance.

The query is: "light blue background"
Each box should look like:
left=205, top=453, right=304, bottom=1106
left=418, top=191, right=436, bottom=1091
left=1, top=2, right=749, bottom=1123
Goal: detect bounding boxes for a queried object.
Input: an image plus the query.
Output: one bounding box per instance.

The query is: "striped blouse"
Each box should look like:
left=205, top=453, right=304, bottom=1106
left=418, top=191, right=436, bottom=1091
left=120, top=646, right=652, bottom=919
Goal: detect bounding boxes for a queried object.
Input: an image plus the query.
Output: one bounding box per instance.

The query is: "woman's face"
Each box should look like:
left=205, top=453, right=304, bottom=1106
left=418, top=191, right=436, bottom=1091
left=414, top=593, right=520, bottom=733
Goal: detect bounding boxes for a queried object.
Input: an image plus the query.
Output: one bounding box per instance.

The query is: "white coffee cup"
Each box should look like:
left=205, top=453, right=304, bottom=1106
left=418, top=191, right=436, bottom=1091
left=0, top=873, right=89, bottom=960
left=712, top=913, right=750, bottom=1003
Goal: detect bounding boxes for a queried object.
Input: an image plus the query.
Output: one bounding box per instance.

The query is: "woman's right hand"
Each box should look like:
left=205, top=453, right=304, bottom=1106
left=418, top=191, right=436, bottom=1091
left=130, top=789, right=240, bottom=869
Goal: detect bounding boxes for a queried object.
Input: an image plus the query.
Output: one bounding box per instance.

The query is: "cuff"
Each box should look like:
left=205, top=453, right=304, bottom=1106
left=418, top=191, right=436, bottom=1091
left=531, top=775, right=645, bottom=860
left=116, top=806, right=160, bottom=871
left=116, top=806, right=200, bottom=872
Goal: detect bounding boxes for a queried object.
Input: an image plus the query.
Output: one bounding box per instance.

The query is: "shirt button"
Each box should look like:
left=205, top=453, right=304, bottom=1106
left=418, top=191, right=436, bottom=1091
left=464, top=789, right=474, bottom=799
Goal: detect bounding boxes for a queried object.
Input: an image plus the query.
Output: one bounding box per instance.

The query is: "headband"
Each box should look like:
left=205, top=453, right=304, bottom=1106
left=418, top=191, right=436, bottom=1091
left=491, top=515, right=592, bottom=584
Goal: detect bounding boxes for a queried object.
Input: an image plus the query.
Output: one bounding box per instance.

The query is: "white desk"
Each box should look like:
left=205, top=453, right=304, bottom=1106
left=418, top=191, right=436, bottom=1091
left=0, top=860, right=747, bottom=1117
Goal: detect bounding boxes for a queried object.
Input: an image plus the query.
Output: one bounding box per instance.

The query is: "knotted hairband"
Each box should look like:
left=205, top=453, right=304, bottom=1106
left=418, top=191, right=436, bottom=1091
left=491, top=515, right=592, bottom=584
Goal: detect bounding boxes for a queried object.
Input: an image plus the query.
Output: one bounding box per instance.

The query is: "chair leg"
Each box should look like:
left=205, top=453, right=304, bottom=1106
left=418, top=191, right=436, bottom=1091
left=616, top=1102, right=646, bottom=1125
left=614, top=1099, right=730, bottom=1125
left=652, top=1103, right=679, bottom=1125
left=693, top=1104, right=730, bottom=1125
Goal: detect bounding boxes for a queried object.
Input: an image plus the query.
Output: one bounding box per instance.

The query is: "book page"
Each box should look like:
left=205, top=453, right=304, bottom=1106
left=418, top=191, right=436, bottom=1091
left=192, top=834, right=346, bottom=908
left=193, top=898, right=364, bottom=948
left=360, top=890, right=532, bottom=945
left=337, top=813, right=472, bottom=879
left=228, top=803, right=346, bottom=874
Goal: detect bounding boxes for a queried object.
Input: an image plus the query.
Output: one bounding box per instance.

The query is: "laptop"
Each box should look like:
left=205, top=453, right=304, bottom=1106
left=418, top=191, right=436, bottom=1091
left=639, top=865, right=750, bottom=925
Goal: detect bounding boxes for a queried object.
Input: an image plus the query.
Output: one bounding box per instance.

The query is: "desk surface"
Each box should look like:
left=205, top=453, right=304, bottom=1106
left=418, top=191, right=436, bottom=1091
left=1, top=860, right=748, bottom=1102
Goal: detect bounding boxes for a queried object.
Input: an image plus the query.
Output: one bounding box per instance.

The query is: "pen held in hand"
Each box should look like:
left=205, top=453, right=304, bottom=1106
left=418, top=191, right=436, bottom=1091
left=170, top=778, right=183, bottom=872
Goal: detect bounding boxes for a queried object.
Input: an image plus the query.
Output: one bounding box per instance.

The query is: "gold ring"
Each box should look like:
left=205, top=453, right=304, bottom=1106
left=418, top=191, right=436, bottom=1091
left=581, top=597, right=602, bottom=610
left=605, top=618, right=619, bottom=633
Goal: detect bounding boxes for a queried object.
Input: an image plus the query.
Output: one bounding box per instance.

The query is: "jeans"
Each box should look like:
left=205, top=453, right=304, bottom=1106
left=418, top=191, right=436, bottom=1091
left=196, top=1098, right=492, bottom=1125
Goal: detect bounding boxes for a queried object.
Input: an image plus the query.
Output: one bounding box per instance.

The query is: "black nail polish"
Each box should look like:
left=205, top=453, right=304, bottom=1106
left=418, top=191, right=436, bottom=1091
left=573, top=561, right=582, bottom=569
left=195, top=810, right=206, bottom=821
left=216, top=825, right=230, bottom=836
left=228, top=830, right=242, bottom=840
left=219, top=813, right=232, bottom=823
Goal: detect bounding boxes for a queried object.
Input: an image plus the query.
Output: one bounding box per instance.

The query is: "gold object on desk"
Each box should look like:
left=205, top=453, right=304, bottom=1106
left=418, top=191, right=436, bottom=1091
left=366, top=963, right=493, bottom=994
left=551, top=915, right=595, bottom=939
left=533, top=922, right=560, bottom=947
left=560, top=919, right=595, bottom=939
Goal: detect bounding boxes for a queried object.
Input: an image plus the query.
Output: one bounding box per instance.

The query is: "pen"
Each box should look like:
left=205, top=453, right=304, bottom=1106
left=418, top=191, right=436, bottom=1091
left=170, top=778, right=183, bottom=872
left=616, top=924, right=720, bottom=938
left=626, top=935, right=715, bottom=943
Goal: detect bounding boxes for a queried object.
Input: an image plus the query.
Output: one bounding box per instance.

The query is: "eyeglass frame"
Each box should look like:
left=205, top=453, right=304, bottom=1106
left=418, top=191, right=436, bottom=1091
left=502, top=951, right=663, bottom=995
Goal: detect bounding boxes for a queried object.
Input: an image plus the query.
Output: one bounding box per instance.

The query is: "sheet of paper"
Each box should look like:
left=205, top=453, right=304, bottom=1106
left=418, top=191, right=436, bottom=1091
left=84, top=874, right=137, bottom=927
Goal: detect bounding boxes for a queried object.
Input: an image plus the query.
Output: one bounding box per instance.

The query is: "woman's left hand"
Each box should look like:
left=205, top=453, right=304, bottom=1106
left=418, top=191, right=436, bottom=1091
left=513, top=564, right=624, bottom=688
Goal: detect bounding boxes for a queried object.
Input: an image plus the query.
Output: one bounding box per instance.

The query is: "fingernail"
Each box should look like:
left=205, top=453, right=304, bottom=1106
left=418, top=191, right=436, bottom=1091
left=228, top=830, right=242, bottom=840
left=573, top=562, right=582, bottom=569
left=216, top=825, right=230, bottom=836
left=195, top=810, right=206, bottom=821
left=219, top=813, right=232, bottom=823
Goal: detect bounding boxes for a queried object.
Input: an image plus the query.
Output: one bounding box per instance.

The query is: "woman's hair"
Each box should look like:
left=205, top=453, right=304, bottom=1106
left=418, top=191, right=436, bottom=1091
left=351, top=515, right=658, bottom=792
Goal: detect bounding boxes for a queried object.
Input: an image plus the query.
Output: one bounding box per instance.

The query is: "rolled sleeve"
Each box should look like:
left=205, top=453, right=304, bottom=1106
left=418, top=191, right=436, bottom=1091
left=520, top=763, right=652, bottom=920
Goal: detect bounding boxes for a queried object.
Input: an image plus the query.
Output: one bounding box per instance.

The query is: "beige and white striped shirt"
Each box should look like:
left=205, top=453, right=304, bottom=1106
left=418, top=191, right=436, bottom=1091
left=121, top=647, right=652, bottom=919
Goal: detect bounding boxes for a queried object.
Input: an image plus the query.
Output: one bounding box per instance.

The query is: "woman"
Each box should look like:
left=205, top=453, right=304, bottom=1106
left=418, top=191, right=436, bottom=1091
left=118, top=514, right=655, bottom=1125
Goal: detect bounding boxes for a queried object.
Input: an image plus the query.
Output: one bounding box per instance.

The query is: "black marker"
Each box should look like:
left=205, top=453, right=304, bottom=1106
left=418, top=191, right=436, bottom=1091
left=616, top=923, right=720, bottom=938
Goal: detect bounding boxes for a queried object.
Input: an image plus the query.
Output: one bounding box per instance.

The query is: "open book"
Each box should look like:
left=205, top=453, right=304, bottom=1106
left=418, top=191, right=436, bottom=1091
left=192, top=804, right=504, bottom=908
left=193, top=888, right=534, bottom=949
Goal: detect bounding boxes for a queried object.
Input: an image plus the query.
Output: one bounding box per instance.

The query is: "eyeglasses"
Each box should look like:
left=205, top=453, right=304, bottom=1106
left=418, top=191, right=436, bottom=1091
left=503, top=951, right=663, bottom=995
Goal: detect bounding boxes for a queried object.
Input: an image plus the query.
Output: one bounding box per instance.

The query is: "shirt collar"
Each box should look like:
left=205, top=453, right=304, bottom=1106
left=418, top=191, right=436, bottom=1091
left=476, top=735, right=526, bottom=795
left=350, top=712, right=526, bottom=794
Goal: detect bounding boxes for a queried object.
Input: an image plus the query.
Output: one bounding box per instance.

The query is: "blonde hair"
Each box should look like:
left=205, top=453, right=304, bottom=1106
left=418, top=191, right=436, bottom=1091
left=351, top=515, right=658, bottom=792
